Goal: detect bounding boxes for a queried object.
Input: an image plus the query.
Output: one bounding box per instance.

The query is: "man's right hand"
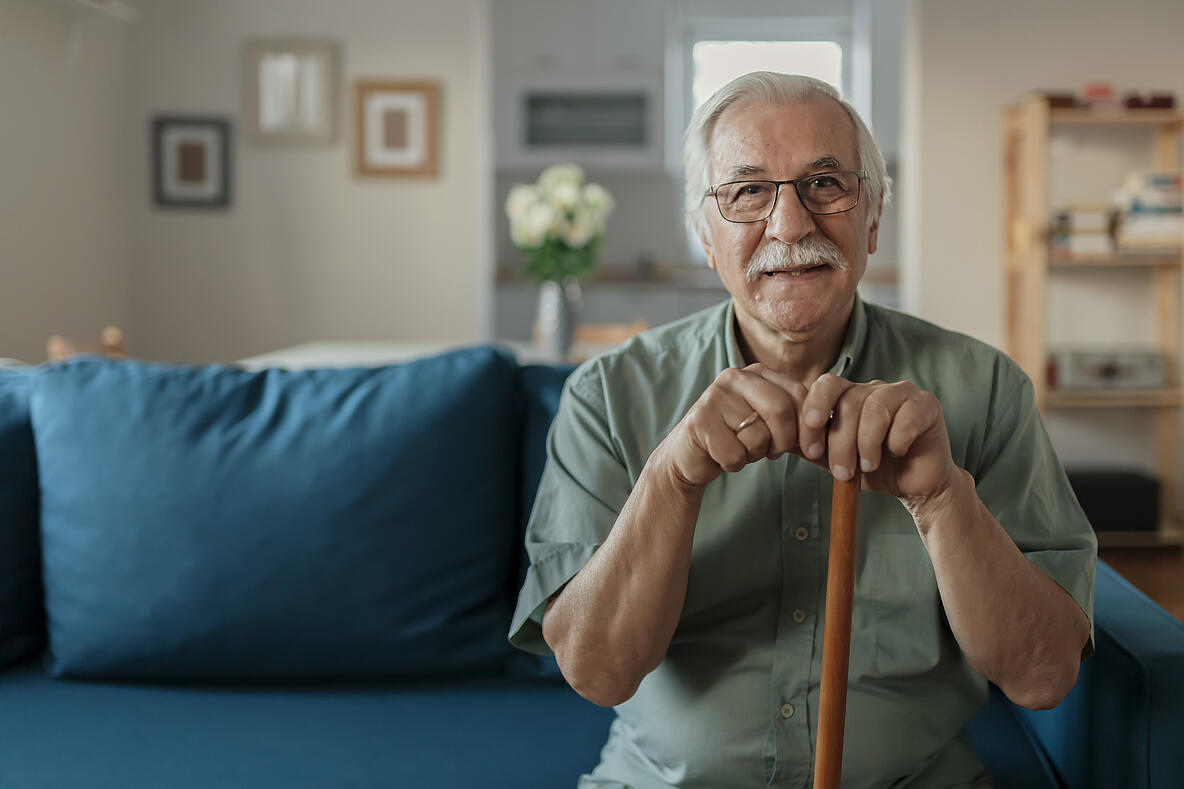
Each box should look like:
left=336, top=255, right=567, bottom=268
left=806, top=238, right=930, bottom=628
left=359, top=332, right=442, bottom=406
left=653, top=364, right=808, bottom=489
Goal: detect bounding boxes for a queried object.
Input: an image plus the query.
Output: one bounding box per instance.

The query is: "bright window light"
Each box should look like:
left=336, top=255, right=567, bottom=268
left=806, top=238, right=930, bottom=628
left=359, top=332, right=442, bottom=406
left=692, top=40, right=843, bottom=111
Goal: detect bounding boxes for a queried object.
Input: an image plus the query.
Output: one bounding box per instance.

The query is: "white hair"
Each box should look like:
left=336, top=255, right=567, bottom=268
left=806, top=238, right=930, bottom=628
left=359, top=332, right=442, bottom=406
left=683, top=72, right=892, bottom=240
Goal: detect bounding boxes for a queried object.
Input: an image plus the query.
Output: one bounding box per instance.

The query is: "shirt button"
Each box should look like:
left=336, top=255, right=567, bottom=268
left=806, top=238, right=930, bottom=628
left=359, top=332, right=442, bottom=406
left=792, top=609, right=807, bottom=623
left=780, top=703, right=795, bottom=719
left=794, top=527, right=810, bottom=541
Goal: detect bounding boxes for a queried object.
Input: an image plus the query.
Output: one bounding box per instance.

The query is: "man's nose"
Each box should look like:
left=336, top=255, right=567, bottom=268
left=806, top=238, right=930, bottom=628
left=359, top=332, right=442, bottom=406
left=764, top=183, right=816, bottom=244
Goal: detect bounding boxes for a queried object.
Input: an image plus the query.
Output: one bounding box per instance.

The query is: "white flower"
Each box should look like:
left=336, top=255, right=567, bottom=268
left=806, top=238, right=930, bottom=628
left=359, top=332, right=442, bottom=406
left=538, top=163, right=585, bottom=193
left=565, top=215, right=593, bottom=248
left=549, top=182, right=581, bottom=212
left=581, top=182, right=615, bottom=220
left=505, top=184, right=539, bottom=222
left=511, top=200, right=556, bottom=248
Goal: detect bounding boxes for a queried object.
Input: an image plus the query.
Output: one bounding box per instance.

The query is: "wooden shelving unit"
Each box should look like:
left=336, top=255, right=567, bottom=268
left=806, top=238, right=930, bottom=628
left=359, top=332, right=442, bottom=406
left=1004, top=95, right=1184, bottom=547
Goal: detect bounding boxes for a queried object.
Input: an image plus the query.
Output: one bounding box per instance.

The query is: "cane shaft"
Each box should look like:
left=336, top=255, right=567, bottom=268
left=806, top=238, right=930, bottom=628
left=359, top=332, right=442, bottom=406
left=813, top=473, right=861, bottom=789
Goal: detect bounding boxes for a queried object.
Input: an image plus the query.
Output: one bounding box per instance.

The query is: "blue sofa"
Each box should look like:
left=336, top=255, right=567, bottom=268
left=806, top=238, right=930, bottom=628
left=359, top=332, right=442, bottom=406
left=0, top=348, right=1181, bottom=789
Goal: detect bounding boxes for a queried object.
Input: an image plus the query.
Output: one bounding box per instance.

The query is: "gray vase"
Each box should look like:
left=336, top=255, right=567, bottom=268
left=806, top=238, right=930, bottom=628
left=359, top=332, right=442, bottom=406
left=536, top=278, right=582, bottom=361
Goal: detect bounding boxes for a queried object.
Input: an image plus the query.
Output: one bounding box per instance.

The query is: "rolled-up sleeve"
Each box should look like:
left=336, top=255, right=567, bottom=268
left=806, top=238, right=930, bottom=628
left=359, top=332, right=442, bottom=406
left=508, top=365, right=636, bottom=655
left=971, top=361, right=1098, bottom=658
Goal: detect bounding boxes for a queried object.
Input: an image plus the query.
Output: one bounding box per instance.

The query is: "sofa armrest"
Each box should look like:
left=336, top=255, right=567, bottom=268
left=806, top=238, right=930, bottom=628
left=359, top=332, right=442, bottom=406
left=1015, top=560, right=1184, bottom=789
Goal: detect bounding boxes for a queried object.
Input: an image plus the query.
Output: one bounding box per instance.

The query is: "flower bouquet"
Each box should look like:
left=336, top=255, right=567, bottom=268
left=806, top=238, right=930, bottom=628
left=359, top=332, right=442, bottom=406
left=505, top=164, right=615, bottom=283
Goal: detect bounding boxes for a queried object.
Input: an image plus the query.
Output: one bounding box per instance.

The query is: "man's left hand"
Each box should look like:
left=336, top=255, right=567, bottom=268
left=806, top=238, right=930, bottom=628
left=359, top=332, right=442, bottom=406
left=796, top=374, right=957, bottom=508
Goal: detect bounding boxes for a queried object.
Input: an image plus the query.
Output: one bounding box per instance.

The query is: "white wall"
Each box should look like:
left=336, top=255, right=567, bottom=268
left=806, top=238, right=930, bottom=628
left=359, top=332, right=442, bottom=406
left=127, top=0, right=491, bottom=362
left=904, top=0, right=1184, bottom=346
left=0, top=0, right=131, bottom=364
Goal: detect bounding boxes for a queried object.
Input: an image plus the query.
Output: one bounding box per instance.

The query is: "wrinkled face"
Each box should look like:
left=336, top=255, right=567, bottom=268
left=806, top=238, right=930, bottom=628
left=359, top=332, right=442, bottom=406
left=699, top=97, right=880, bottom=343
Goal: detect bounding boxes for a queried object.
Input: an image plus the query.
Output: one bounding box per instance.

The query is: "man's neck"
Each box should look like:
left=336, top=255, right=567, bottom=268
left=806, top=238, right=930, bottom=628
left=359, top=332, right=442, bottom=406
left=733, top=300, right=854, bottom=386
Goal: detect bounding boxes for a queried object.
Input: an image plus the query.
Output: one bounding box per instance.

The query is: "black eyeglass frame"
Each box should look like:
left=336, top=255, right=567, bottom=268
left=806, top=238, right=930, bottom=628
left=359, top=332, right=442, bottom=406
left=704, top=169, right=868, bottom=223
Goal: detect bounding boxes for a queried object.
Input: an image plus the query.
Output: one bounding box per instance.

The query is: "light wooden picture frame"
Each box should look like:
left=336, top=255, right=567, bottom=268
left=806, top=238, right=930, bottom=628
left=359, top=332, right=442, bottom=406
left=354, top=80, right=440, bottom=177
left=245, top=39, right=340, bottom=145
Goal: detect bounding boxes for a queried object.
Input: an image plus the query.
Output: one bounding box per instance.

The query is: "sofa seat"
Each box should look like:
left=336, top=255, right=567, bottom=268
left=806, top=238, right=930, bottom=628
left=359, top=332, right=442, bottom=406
left=1, top=653, right=1069, bottom=789
left=0, top=660, right=614, bottom=788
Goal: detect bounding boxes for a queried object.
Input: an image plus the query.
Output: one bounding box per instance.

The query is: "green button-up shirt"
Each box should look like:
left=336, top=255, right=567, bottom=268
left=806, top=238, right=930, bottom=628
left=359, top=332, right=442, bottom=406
left=509, top=297, right=1096, bottom=789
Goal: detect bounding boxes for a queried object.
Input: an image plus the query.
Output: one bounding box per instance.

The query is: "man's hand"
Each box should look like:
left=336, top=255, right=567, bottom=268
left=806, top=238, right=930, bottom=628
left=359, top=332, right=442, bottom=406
left=796, top=374, right=958, bottom=508
left=653, top=364, right=809, bottom=489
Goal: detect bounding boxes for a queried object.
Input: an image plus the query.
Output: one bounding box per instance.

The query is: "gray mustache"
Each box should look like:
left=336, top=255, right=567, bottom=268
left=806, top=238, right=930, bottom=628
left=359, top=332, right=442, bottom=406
left=744, top=238, right=848, bottom=282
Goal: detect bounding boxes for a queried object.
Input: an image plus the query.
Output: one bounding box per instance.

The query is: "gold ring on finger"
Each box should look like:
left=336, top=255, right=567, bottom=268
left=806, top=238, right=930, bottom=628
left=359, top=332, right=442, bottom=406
left=735, top=411, right=762, bottom=433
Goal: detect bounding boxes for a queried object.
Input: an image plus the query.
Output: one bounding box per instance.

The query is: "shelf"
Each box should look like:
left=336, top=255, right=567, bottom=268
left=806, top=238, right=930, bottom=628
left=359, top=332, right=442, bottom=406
left=1095, top=528, right=1184, bottom=548
left=1049, top=254, right=1183, bottom=268
left=1046, top=389, right=1183, bottom=408
left=1049, top=107, right=1184, bottom=126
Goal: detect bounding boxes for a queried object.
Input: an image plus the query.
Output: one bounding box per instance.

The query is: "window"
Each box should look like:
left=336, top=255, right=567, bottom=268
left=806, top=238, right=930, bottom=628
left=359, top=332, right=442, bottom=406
left=691, top=40, right=844, bottom=113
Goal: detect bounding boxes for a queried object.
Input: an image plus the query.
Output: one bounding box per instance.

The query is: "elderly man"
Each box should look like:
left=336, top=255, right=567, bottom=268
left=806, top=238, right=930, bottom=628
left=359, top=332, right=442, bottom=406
left=509, top=72, right=1095, bottom=789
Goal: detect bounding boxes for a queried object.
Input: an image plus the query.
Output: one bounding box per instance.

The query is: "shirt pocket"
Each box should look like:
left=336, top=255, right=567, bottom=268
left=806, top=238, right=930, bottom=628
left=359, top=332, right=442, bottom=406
left=868, top=533, right=945, bottom=677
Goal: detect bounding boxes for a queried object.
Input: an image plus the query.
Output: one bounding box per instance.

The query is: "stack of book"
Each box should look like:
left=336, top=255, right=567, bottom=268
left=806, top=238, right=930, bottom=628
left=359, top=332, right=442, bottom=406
left=1113, top=171, right=1183, bottom=256
left=1050, top=204, right=1115, bottom=258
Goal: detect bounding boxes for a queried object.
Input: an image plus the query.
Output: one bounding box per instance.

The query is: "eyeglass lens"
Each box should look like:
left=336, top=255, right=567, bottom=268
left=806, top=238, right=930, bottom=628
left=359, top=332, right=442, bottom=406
left=714, top=172, right=861, bottom=222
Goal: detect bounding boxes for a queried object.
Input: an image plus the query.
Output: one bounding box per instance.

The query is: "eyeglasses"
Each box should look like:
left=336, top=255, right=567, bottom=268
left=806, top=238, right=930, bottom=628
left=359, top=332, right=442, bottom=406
left=705, top=170, right=867, bottom=223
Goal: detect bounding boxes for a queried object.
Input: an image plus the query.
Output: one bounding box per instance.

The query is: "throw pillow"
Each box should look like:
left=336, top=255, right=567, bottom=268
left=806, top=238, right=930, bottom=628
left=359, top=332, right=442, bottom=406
left=31, top=349, right=521, bottom=680
left=0, top=366, right=44, bottom=669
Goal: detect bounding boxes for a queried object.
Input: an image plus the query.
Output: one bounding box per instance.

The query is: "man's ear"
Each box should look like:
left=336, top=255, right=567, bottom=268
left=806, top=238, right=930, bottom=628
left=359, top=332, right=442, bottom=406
left=867, top=203, right=882, bottom=255
left=696, top=224, right=717, bottom=270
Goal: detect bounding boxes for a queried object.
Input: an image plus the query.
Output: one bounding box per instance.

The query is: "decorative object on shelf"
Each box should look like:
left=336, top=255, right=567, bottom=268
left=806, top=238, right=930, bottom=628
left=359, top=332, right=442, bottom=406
left=46, top=326, right=126, bottom=362
left=1047, top=348, right=1167, bottom=391
left=1123, top=92, right=1176, bottom=111
left=506, top=163, right=615, bottom=360
left=245, top=39, right=340, bottom=145
left=354, top=80, right=440, bottom=177
left=1050, top=204, right=1116, bottom=258
left=1081, top=81, right=1120, bottom=112
left=1067, top=469, right=1160, bottom=533
left=1113, top=170, right=1183, bottom=256
left=151, top=116, right=232, bottom=208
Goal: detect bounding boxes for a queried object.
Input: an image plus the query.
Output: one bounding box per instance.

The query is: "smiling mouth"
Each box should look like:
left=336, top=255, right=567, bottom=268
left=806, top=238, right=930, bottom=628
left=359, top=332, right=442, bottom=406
left=763, top=264, right=830, bottom=277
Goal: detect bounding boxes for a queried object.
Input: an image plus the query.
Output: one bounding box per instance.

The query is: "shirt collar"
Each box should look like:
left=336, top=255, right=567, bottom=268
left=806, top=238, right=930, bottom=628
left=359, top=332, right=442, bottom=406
left=724, top=293, right=869, bottom=377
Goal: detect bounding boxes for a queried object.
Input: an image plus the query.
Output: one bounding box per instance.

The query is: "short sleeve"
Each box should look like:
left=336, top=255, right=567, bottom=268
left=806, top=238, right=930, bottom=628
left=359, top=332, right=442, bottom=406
left=972, top=360, right=1098, bottom=659
left=508, top=364, right=636, bottom=655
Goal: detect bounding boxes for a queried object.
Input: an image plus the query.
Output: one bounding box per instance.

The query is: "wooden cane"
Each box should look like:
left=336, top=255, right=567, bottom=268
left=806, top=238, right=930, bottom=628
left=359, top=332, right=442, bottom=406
left=812, top=471, right=861, bottom=789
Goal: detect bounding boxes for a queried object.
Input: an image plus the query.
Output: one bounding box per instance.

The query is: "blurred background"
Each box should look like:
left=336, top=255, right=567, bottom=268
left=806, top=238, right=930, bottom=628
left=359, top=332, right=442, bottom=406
left=2, top=0, right=1184, bottom=602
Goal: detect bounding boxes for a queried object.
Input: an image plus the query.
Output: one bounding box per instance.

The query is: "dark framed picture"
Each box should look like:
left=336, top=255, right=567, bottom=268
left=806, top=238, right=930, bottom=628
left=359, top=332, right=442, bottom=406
left=151, top=116, right=232, bottom=208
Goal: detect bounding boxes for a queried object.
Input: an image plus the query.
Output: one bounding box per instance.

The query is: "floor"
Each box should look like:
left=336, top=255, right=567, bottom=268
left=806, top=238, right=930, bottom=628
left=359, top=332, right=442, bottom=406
left=1098, top=547, right=1184, bottom=622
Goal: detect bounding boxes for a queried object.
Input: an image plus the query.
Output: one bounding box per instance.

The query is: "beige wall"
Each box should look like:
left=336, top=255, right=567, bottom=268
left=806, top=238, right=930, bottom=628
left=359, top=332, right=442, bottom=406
left=0, top=0, right=131, bottom=364
left=126, top=0, right=491, bottom=362
left=903, top=0, right=1184, bottom=347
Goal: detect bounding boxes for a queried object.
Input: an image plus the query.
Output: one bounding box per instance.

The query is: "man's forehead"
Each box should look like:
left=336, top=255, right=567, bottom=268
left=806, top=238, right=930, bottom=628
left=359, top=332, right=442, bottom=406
left=724, top=155, right=844, bottom=180
left=709, top=98, right=859, bottom=177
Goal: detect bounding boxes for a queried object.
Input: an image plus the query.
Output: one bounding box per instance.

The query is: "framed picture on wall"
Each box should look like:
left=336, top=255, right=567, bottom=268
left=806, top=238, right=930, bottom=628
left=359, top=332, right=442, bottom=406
left=151, top=116, right=232, bottom=208
left=354, top=80, right=440, bottom=177
left=245, top=39, right=340, bottom=145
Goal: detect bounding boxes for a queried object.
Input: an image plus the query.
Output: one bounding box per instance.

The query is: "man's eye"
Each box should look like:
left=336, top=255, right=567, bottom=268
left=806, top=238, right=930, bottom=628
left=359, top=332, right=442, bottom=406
left=808, top=177, right=841, bottom=189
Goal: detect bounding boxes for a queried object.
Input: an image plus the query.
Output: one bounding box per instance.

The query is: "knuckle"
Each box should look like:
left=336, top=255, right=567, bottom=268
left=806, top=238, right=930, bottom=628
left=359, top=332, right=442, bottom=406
left=769, top=401, right=795, bottom=423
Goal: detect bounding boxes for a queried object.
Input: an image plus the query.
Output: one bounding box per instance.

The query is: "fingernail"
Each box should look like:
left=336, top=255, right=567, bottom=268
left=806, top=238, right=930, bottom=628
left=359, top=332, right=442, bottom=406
left=805, top=410, right=826, bottom=428
left=860, top=458, right=873, bottom=472
left=833, top=464, right=851, bottom=481
left=806, top=442, right=823, bottom=459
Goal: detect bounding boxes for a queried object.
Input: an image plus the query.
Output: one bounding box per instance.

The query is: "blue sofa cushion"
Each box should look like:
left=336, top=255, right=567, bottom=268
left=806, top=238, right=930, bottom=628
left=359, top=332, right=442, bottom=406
left=0, top=661, right=615, bottom=788
left=30, top=350, right=522, bottom=680
left=0, top=367, right=44, bottom=669
left=508, top=364, right=574, bottom=680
